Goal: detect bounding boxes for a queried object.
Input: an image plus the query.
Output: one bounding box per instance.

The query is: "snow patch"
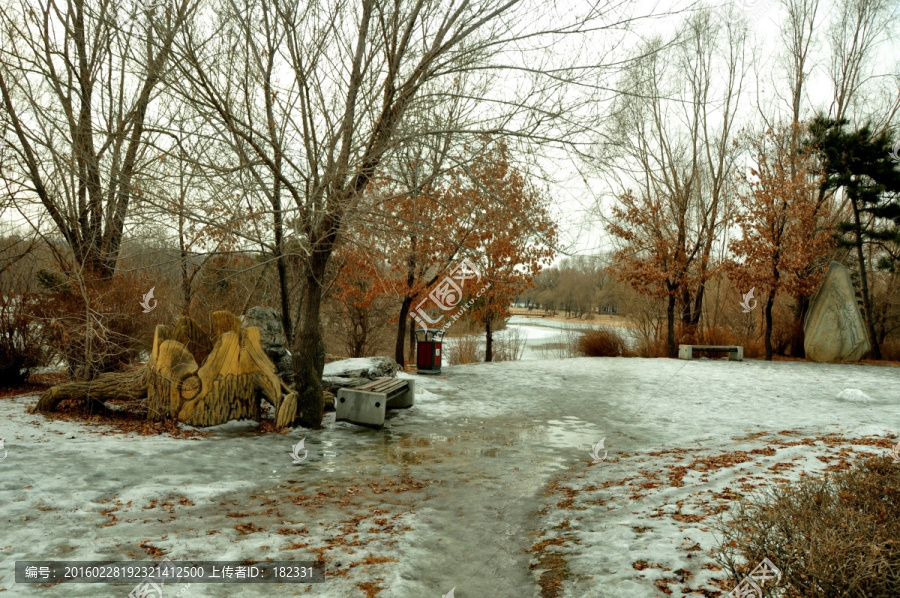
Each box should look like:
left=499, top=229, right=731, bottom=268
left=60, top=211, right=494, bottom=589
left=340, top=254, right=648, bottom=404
left=836, top=388, right=873, bottom=402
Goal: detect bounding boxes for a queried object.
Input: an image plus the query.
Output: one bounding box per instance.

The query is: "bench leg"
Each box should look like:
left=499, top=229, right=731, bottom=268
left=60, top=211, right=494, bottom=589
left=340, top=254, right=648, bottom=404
left=336, top=389, right=386, bottom=428
left=386, top=380, right=415, bottom=410
left=678, top=344, right=693, bottom=360
left=729, top=347, right=743, bottom=361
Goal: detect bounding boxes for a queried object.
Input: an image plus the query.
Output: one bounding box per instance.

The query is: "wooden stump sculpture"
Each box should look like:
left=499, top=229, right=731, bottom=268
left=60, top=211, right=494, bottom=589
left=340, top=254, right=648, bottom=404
left=36, top=311, right=298, bottom=429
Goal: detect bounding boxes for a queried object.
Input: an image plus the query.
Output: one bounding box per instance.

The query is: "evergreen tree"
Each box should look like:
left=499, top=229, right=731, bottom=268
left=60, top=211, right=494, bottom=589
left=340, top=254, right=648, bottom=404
left=807, top=116, right=900, bottom=359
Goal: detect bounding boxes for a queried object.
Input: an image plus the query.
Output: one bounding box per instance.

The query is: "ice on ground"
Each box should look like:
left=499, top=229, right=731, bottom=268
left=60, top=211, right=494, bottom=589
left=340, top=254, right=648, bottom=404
left=1, top=357, right=898, bottom=597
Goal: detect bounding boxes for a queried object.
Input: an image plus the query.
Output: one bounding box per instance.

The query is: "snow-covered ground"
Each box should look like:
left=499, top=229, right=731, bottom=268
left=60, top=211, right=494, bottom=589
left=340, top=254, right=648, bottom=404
left=1, top=357, right=898, bottom=597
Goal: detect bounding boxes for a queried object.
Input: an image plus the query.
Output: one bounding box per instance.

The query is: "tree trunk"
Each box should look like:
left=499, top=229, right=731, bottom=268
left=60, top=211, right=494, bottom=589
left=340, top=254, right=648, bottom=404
left=395, top=295, right=413, bottom=368
left=178, top=166, right=192, bottom=312
left=34, top=367, right=149, bottom=412
left=274, top=201, right=292, bottom=346
left=291, top=250, right=330, bottom=428
left=764, top=289, right=775, bottom=361
left=691, top=284, right=705, bottom=327
left=851, top=199, right=881, bottom=359
left=666, top=293, right=677, bottom=358
left=485, top=317, right=493, bottom=362
left=681, top=288, right=692, bottom=325
left=261, top=41, right=294, bottom=346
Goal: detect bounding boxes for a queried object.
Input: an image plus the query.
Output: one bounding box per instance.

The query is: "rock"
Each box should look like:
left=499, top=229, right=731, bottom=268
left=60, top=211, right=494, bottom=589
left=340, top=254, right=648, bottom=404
left=243, top=306, right=286, bottom=345
left=242, top=307, right=293, bottom=383
left=320, top=357, right=401, bottom=394
left=804, top=262, right=871, bottom=362
left=322, top=356, right=400, bottom=379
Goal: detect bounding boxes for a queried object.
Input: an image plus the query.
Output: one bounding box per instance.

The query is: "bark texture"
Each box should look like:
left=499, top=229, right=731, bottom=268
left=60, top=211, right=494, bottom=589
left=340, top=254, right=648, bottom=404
left=35, top=367, right=148, bottom=412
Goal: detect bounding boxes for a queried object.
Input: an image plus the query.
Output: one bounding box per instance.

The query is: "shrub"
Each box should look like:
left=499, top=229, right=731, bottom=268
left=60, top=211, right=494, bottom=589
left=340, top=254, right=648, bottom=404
left=445, top=334, right=482, bottom=364
left=492, top=327, right=525, bottom=361
left=0, top=292, right=51, bottom=385
left=34, top=270, right=159, bottom=378
left=716, top=456, right=900, bottom=597
left=882, top=339, right=900, bottom=362
left=699, top=325, right=737, bottom=346
left=578, top=327, right=625, bottom=357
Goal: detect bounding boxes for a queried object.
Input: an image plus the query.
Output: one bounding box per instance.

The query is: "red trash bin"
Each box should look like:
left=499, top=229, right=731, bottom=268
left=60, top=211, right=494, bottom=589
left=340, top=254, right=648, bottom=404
left=415, top=329, right=444, bottom=374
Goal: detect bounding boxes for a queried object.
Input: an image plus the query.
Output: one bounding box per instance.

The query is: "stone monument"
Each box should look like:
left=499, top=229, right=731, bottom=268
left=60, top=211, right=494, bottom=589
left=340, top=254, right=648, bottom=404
left=804, top=262, right=871, bottom=362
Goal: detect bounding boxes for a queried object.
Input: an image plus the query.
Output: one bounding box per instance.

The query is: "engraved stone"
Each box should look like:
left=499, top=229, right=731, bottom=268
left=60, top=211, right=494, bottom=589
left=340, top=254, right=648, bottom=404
left=804, top=262, right=871, bottom=362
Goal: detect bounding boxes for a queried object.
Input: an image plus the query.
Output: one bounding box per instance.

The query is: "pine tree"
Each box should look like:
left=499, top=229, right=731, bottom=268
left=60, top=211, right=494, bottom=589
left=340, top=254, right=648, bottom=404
left=807, top=116, right=900, bottom=359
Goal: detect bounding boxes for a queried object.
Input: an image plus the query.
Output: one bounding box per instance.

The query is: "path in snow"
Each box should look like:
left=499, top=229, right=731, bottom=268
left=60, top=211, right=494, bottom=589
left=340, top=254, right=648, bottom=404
left=0, top=357, right=898, bottom=597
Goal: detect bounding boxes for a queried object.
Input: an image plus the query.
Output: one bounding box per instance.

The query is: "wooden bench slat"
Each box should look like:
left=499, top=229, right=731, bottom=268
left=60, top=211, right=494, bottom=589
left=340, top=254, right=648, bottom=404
left=368, top=379, right=401, bottom=392
left=378, top=380, right=407, bottom=395
left=356, top=377, right=407, bottom=394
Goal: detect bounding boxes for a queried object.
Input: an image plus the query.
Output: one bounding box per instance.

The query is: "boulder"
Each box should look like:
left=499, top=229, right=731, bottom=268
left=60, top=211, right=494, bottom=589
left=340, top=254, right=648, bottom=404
left=321, top=357, right=400, bottom=394
left=323, top=356, right=400, bottom=379
left=242, top=307, right=293, bottom=383
left=804, top=262, right=871, bottom=362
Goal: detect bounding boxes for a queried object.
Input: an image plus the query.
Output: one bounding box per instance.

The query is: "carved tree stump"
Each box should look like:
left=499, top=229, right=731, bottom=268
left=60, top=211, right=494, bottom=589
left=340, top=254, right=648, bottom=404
left=148, top=311, right=297, bottom=428
left=35, top=310, right=298, bottom=429
left=173, top=316, right=213, bottom=364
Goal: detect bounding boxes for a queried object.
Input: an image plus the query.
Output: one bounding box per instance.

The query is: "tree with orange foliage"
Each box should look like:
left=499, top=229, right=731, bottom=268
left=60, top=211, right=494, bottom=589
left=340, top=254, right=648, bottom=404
left=728, top=124, right=833, bottom=360
left=327, top=243, right=394, bottom=358
left=373, top=160, right=482, bottom=368
left=607, top=190, right=700, bottom=358
left=466, top=141, right=557, bottom=361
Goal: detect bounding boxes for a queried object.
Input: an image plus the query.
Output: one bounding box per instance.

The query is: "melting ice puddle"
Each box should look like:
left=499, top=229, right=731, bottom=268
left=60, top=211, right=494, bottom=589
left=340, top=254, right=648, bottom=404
left=541, top=417, right=606, bottom=451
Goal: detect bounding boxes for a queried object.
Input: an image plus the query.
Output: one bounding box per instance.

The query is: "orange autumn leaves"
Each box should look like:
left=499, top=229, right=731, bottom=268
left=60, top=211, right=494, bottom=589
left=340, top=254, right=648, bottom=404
left=608, top=123, right=835, bottom=358
left=728, top=125, right=833, bottom=306
left=330, top=139, right=557, bottom=350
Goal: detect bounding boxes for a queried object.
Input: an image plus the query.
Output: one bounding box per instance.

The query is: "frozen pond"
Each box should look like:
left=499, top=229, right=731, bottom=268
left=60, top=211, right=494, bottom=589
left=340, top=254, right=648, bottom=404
left=446, top=315, right=639, bottom=362
left=1, top=357, right=898, bottom=596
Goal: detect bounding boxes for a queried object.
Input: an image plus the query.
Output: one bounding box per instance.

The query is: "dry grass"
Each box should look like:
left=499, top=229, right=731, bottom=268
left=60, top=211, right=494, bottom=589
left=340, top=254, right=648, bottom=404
left=631, top=335, right=668, bottom=358
left=577, top=327, right=626, bottom=357
left=445, top=335, right=481, bottom=364
left=492, top=327, right=525, bottom=361
left=882, top=340, right=900, bottom=362
left=716, top=456, right=900, bottom=597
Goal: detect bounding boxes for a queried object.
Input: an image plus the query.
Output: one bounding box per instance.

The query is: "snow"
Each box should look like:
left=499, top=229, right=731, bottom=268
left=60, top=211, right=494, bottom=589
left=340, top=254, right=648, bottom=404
left=836, top=388, right=874, bottom=402
left=323, top=357, right=390, bottom=376
left=1, top=357, right=898, bottom=596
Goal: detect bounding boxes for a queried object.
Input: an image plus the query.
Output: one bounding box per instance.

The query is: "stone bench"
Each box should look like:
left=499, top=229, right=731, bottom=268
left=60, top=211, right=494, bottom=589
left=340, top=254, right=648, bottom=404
left=678, top=344, right=743, bottom=361
left=335, top=377, right=415, bottom=428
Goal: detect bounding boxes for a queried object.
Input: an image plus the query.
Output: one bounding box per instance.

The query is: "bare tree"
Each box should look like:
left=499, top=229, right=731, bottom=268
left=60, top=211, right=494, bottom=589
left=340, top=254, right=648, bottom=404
left=604, top=7, right=748, bottom=356
left=0, top=0, right=196, bottom=278
left=781, top=0, right=820, bottom=127
left=828, top=0, right=899, bottom=128
left=172, top=0, right=633, bottom=427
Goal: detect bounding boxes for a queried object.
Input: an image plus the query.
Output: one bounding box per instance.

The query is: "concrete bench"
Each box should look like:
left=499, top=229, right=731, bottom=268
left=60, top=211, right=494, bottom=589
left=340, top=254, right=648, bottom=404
left=678, top=344, right=743, bottom=361
left=336, top=377, right=415, bottom=428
